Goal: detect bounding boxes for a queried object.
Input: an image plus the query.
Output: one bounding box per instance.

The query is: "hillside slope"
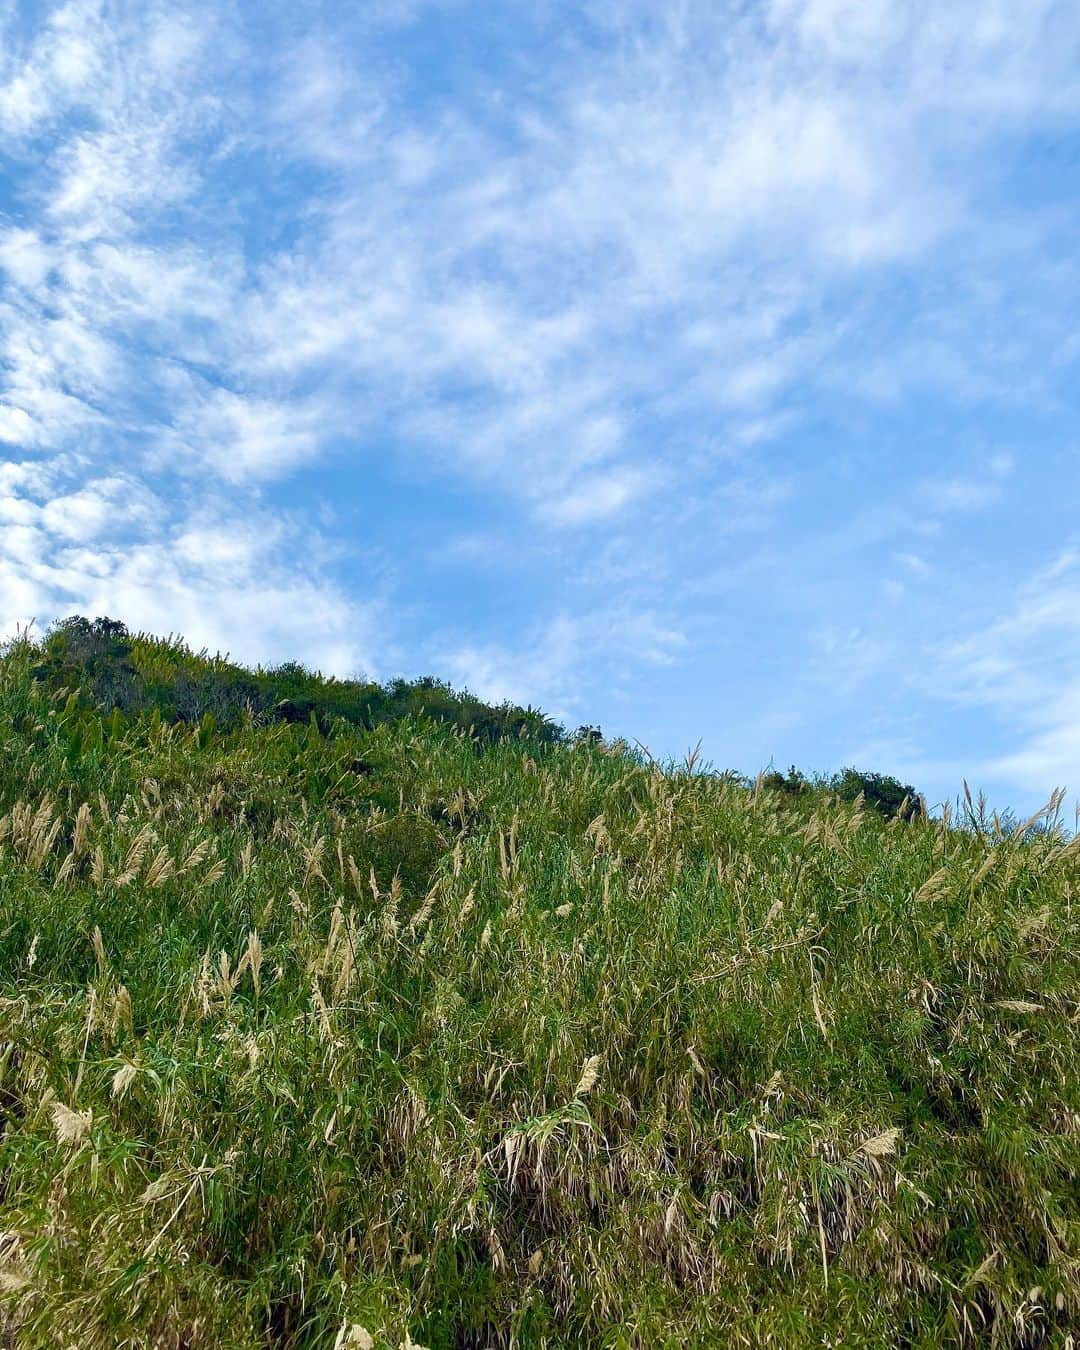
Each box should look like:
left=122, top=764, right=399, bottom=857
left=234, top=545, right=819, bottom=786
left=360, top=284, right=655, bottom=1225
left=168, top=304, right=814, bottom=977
left=0, top=628, right=1077, bottom=1348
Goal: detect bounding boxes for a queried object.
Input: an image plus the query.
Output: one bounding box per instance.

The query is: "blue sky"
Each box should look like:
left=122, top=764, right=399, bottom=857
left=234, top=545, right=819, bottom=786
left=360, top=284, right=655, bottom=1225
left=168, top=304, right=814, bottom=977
left=1, top=0, right=1078, bottom=816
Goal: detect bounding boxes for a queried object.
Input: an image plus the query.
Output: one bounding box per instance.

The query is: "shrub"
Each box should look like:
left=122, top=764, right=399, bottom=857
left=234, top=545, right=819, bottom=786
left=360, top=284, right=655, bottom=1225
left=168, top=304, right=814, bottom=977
left=34, top=615, right=564, bottom=747
left=833, top=767, right=924, bottom=819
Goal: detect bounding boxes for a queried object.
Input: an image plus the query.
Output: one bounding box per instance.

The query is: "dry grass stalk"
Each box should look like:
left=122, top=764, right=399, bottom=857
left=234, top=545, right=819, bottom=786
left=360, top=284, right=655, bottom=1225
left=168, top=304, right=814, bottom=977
left=181, top=838, right=211, bottom=873
left=146, top=844, right=175, bottom=888
left=51, top=1101, right=93, bottom=1147
left=202, top=857, right=228, bottom=887
left=112, top=1062, right=139, bottom=1098
left=858, top=1128, right=901, bottom=1158
left=573, top=1054, right=602, bottom=1098
left=115, top=825, right=153, bottom=885
left=91, top=924, right=106, bottom=973
left=334, top=1325, right=375, bottom=1349
left=72, top=801, right=92, bottom=856
left=110, top=984, right=133, bottom=1037
left=245, top=930, right=264, bottom=998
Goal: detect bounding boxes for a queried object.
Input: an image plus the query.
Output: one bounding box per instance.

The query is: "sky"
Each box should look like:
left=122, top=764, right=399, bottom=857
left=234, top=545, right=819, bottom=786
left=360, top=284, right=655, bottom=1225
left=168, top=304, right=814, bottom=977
left=1, top=0, right=1078, bottom=817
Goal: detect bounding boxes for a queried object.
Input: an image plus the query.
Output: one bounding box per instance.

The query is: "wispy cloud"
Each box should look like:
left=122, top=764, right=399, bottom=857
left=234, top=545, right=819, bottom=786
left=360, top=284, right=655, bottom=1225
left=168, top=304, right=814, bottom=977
left=438, top=608, right=687, bottom=723
left=912, top=547, right=1080, bottom=794
left=4, top=0, right=1076, bottom=508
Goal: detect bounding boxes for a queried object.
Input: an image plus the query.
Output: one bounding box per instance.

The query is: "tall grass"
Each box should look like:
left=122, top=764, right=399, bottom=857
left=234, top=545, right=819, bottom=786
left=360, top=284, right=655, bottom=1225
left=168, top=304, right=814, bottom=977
left=0, top=631, right=1077, bottom=1347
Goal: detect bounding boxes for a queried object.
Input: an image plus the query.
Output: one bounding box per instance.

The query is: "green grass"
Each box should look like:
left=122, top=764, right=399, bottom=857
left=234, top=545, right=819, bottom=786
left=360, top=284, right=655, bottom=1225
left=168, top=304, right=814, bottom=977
left=0, top=630, right=1077, bottom=1347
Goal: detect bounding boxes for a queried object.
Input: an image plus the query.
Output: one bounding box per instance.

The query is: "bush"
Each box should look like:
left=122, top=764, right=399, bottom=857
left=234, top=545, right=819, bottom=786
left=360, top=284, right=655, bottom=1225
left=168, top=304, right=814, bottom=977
left=34, top=615, right=564, bottom=747
left=760, top=764, right=812, bottom=796
left=833, top=767, right=923, bottom=819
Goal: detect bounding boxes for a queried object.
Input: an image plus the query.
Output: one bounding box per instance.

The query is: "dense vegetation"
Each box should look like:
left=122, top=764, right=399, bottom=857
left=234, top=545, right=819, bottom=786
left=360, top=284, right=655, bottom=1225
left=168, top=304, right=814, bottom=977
left=0, top=624, right=1077, bottom=1347
left=33, top=616, right=563, bottom=746
left=759, top=764, right=925, bottom=821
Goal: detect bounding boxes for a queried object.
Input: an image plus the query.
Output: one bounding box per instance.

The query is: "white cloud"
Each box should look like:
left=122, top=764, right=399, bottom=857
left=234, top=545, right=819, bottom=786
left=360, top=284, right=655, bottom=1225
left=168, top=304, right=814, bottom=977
left=0, top=403, right=40, bottom=446
left=985, top=688, right=1080, bottom=793
left=439, top=608, right=687, bottom=720
left=921, top=477, right=1001, bottom=514
left=895, top=552, right=933, bottom=578
left=0, top=0, right=105, bottom=137
left=0, top=301, right=114, bottom=447
left=0, top=69, right=51, bottom=134
left=48, top=126, right=196, bottom=237
left=542, top=469, right=650, bottom=527
left=767, top=0, right=903, bottom=59
left=0, top=228, right=54, bottom=288
left=935, top=546, right=1080, bottom=792
left=0, top=452, right=381, bottom=676
left=62, top=547, right=377, bottom=677
left=3, top=0, right=1076, bottom=522
left=0, top=508, right=381, bottom=678
left=158, top=384, right=327, bottom=484
left=40, top=476, right=161, bottom=541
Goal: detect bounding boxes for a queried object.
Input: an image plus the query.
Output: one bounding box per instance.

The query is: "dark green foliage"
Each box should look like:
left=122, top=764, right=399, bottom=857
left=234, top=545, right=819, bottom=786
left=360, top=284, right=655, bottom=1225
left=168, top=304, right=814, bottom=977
left=760, top=764, right=812, bottom=796
left=755, top=765, right=923, bottom=820
left=832, top=767, right=924, bottom=820
left=35, top=615, right=562, bottom=746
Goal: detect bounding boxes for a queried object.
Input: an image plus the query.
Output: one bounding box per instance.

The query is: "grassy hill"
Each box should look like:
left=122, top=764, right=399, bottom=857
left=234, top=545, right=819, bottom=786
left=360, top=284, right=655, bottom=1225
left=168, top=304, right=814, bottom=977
left=0, top=624, right=1077, bottom=1347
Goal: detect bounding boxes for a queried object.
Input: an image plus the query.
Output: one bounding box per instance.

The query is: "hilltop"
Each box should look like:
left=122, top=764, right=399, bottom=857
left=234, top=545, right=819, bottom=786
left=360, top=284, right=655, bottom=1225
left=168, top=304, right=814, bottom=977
left=0, top=622, right=1077, bottom=1347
